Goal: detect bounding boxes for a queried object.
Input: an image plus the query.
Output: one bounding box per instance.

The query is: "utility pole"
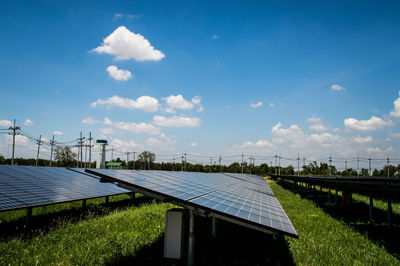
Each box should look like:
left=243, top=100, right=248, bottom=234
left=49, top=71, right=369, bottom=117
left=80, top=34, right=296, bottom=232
left=35, top=135, right=42, bottom=166
left=368, top=158, right=372, bottom=176
left=219, top=155, right=222, bottom=173
left=88, top=132, right=93, bottom=168
left=9, top=119, right=20, bottom=166
left=387, top=156, right=390, bottom=177
left=357, top=156, right=360, bottom=177
left=49, top=135, right=55, bottom=167
left=184, top=153, right=187, bottom=171
left=181, top=155, right=184, bottom=171
left=125, top=152, right=130, bottom=169
left=210, top=157, right=213, bottom=173
left=241, top=154, right=244, bottom=174
left=329, top=156, right=332, bottom=176
left=345, top=161, right=347, bottom=172
left=77, top=132, right=85, bottom=168
left=84, top=142, right=88, bottom=168
left=274, top=154, right=278, bottom=175
left=133, top=151, right=136, bottom=170
left=278, top=156, right=281, bottom=175
left=297, top=153, right=300, bottom=175
left=110, top=146, right=114, bottom=161
left=173, top=158, right=175, bottom=171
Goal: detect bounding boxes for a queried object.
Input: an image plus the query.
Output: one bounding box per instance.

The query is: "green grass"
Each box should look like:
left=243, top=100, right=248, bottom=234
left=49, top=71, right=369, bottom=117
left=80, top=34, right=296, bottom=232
left=270, top=180, right=399, bottom=265
left=0, top=182, right=399, bottom=265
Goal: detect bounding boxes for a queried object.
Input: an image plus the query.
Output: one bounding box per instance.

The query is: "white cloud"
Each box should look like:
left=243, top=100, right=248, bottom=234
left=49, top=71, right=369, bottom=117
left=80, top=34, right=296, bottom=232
left=344, top=116, right=394, bottom=131
left=307, top=115, right=321, bottom=123
left=153, top=115, right=201, bottom=127
left=163, top=95, right=203, bottom=112
left=352, top=136, right=373, bottom=144
left=250, top=101, right=263, bottom=108
left=331, top=84, right=345, bottom=91
left=389, top=90, right=400, bottom=118
left=212, top=35, right=219, bottom=39
left=92, top=26, right=165, bottom=62
left=82, top=117, right=98, bottom=124
left=269, top=103, right=275, bottom=107
left=6, top=134, right=29, bottom=144
left=114, top=121, right=161, bottom=135
left=24, top=119, right=34, bottom=126
left=164, top=94, right=193, bottom=110
left=53, top=131, right=63, bottom=136
left=106, top=65, right=132, bottom=81
left=190, top=142, right=198, bottom=147
left=110, top=138, right=142, bottom=151
left=309, top=123, right=328, bottom=131
left=146, top=133, right=177, bottom=151
left=367, top=147, right=382, bottom=153
left=0, top=120, right=12, bottom=127
left=103, top=117, right=113, bottom=125
left=91, top=95, right=159, bottom=112
left=100, top=128, right=115, bottom=135
left=390, top=132, right=400, bottom=138
left=240, top=140, right=275, bottom=150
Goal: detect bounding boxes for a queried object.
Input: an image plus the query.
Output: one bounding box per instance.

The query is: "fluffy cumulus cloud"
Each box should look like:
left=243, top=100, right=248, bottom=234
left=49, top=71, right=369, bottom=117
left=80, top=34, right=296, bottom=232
left=82, top=117, right=98, bottom=124
left=309, top=124, right=328, bottom=131
left=109, top=138, right=142, bottom=151
left=390, top=91, right=400, bottom=118
left=153, top=115, right=201, bottom=127
left=91, top=95, right=159, bottom=112
left=0, top=120, right=12, bottom=127
left=163, top=95, right=203, bottom=113
left=145, top=133, right=178, bottom=152
left=106, top=65, right=132, bottom=81
left=190, top=142, right=198, bottom=147
left=92, top=26, right=165, bottom=62
left=53, top=131, right=63, bottom=136
left=344, top=116, right=394, bottom=131
left=307, top=115, right=327, bottom=131
left=24, top=119, right=34, bottom=126
left=331, top=84, right=345, bottom=91
left=250, top=101, right=263, bottom=108
left=100, top=127, right=115, bottom=135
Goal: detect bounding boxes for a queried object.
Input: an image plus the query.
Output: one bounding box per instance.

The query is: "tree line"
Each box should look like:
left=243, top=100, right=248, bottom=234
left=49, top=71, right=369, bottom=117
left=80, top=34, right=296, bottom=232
left=1, top=147, right=399, bottom=177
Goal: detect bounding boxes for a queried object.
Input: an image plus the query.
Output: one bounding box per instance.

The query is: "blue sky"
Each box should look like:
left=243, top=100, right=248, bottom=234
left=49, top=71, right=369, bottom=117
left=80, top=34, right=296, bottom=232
left=1, top=0, right=400, bottom=168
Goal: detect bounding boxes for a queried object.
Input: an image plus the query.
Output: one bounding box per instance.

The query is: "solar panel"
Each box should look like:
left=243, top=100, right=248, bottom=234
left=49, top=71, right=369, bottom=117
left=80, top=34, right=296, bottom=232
left=0, top=166, right=129, bottom=212
left=86, top=169, right=298, bottom=238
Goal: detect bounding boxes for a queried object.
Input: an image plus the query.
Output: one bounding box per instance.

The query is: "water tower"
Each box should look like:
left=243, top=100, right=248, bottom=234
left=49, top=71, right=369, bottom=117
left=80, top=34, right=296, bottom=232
left=96, top=139, right=108, bottom=169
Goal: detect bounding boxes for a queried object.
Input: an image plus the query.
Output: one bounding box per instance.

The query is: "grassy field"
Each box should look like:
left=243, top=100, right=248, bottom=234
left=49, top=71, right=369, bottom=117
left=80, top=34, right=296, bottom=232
left=0, top=181, right=399, bottom=265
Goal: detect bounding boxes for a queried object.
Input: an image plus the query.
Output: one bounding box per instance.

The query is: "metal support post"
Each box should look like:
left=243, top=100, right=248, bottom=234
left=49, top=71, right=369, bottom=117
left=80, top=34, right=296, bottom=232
left=188, top=210, right=195, bottom=266
left=105, top=196, right=109, bottom=206
left=369, top=195, right=373, bottom=222
left=388, top=197, right=392, bottom=228
left=334, top=188, right=338, bottom=207
left=211, top=216, right=217, bottom=237
left=82, top=199, right=87, bottom=210
left=26, top=207, right=32, bottom=225
left=328, top=188, right=331, bottom=204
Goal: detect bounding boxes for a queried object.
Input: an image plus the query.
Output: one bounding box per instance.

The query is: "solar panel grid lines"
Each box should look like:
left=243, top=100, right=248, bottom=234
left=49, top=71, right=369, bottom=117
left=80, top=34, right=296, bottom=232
left=86, top=169, right=298, bottom=238
left=0, top=166, right=129, bottom=212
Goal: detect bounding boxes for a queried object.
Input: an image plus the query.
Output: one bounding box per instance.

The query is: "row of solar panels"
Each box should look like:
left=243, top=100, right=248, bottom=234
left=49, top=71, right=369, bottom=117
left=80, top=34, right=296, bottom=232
left=0, top=166, right=298, bottom=238
left=0, top=166, right=129, bottom=211
left=87, top=169, right=298, bottom=237
left=271, top=174, right=400, bottom=200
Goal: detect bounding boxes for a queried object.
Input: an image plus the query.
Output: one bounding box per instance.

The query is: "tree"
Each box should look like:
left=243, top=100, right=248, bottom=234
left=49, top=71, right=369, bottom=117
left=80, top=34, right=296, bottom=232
left=54, top=146, right=76, bottom=167
left=138, top=151, right=156, bottom=170
left=0, top=154, right=6, bottom=165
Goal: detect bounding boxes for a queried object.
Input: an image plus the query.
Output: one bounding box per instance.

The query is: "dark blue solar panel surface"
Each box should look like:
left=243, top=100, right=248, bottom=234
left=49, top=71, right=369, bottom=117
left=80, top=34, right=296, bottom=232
left=86, top=169, right=297, bottom=237
left=0, top=166, right=129, bottom=211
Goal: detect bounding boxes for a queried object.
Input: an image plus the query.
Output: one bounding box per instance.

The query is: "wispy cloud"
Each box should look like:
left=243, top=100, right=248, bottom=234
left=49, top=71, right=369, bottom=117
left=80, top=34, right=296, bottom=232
left=250, top=101, right=263, bottom=108
left=331, top=84, right=345, bottom=91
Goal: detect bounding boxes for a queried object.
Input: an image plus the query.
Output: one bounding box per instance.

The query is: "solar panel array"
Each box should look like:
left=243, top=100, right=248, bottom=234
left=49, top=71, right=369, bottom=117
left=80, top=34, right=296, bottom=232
left=86, top=169, right=298, bottom=238
left=0, top=166, right=129, bottom=212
